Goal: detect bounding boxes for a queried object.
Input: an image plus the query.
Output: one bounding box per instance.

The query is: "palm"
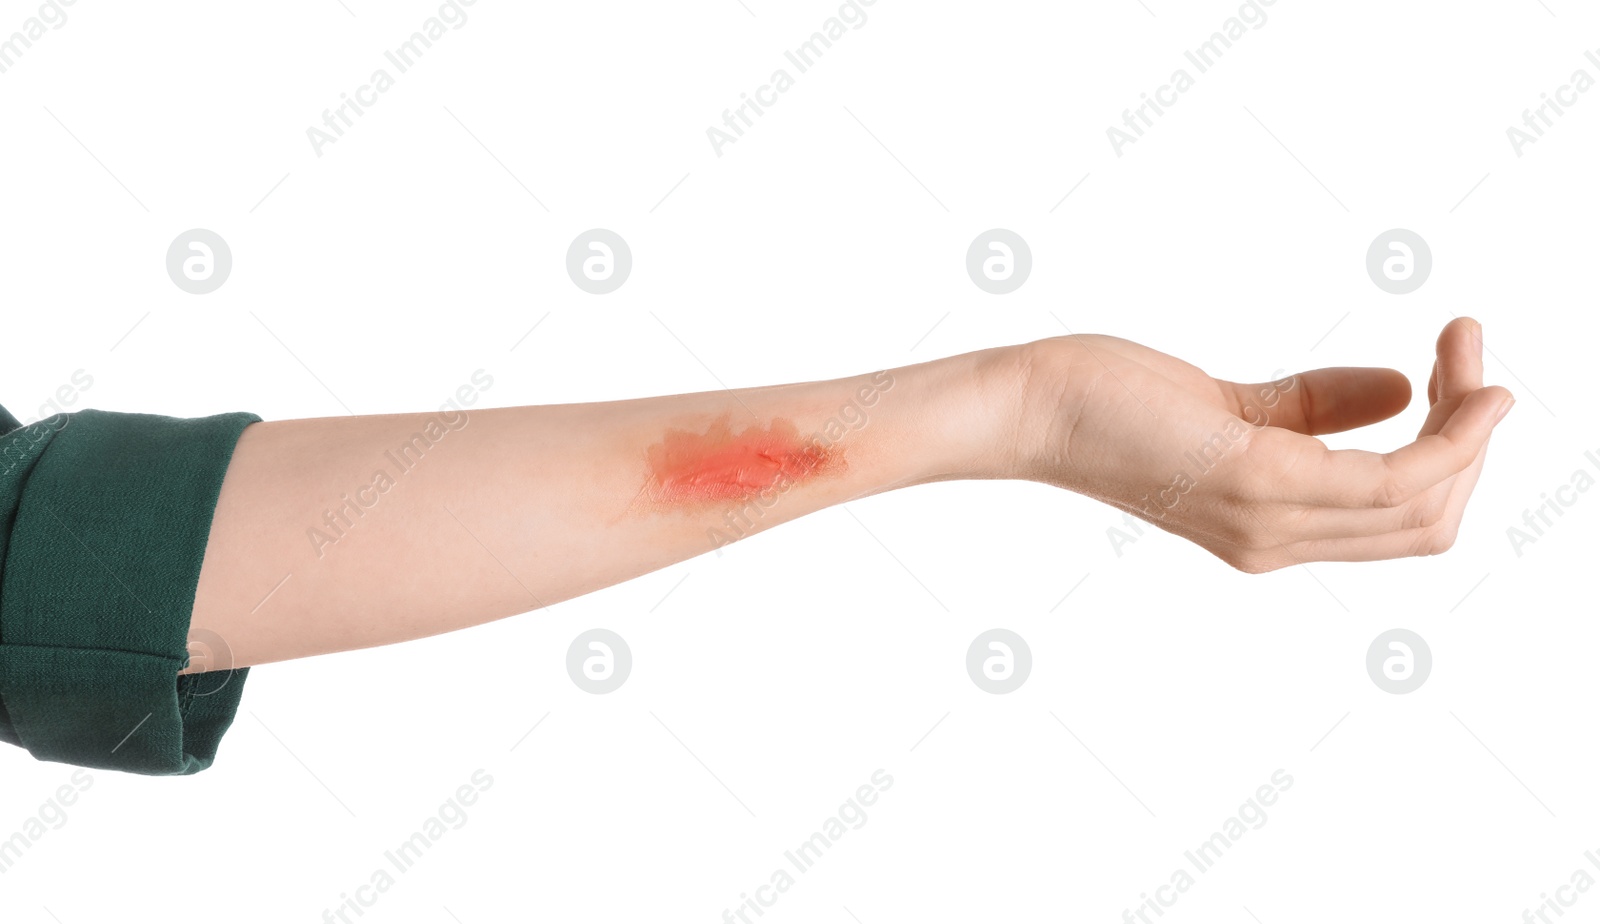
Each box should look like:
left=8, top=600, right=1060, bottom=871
left=1020, top=320, right=1509, bottom=570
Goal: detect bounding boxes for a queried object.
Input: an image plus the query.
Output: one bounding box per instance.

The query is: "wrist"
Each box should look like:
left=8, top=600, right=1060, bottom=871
left=882, top=344, right=1044, bottom=485
left=1002, top=337, right=1091, bottom=488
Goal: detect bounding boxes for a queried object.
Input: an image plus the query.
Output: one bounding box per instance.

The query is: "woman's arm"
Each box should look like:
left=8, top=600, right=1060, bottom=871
left=187, top=346, right=1020, bottom=669
left=187, top=318, right=1510, bottom=671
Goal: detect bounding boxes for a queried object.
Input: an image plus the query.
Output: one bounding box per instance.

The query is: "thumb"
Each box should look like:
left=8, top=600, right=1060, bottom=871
left=1220, top=367, right=1412, bottom=435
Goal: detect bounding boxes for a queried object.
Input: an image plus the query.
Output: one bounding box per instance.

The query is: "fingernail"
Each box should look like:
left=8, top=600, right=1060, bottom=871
left=1493, top=395, right=1514, bottom=424
left=1475, top=321, right=1484, bottom=360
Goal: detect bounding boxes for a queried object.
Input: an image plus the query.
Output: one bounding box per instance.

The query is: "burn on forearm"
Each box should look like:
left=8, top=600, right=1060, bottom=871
left=641, top=414, right=846, bottom=506
left=634, top=372, right=895, bottom=549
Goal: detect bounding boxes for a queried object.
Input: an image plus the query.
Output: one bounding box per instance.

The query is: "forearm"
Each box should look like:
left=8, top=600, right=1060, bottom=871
left=188, top=347, right=1023, bottom=669
left=182, top=317, right=1514, bottom=671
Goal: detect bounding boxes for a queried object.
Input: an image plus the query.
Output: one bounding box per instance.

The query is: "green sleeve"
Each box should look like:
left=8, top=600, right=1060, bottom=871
left=0, top=403, right=261, bottom=775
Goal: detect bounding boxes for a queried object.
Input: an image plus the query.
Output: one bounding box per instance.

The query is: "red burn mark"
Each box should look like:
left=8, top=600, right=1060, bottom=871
left=644, top=415, right=843, bottom=504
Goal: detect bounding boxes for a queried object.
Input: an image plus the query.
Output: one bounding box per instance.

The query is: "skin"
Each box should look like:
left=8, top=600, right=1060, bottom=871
left=185, top=318, right=1511, bottom=673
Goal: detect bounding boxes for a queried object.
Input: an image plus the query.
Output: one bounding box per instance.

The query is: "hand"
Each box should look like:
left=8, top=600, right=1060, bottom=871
left=1009, top=317, right=1512, bottom=571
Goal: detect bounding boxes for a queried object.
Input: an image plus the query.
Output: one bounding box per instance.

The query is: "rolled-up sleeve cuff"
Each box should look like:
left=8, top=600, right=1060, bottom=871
left=0, top=408, right=260, bottom=775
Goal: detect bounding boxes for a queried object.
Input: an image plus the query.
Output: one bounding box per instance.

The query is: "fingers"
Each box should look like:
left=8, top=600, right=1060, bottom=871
left=1110, top=318, right=1509, bottom=570
left=1222, top=317, right=1482, bottom=438
left=1193, top=318, right=1509, bottom=570
left=1434, top=316, right=1484, bottom=405
left=1216, top=440, right=1494, bottom=570
left=1273, top=494, right=1435, bottom=542
left=1415, top=316, right=1485, bottom=439
left=1220, top=367, right=1411, bottom=435
left=1280, top=525, right=1456, bottom=564
left=1424, top=316, right=1481, bottom=409
left=1280, top=449, right=1488, bottom=563
left=1259, top=384, right=1512, bottom=509
left=1260, top=435, right=1486, bottom=544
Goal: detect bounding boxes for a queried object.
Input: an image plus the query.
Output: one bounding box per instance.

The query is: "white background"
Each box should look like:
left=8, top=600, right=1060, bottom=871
left=2, top=1, right=1597, bottom=922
